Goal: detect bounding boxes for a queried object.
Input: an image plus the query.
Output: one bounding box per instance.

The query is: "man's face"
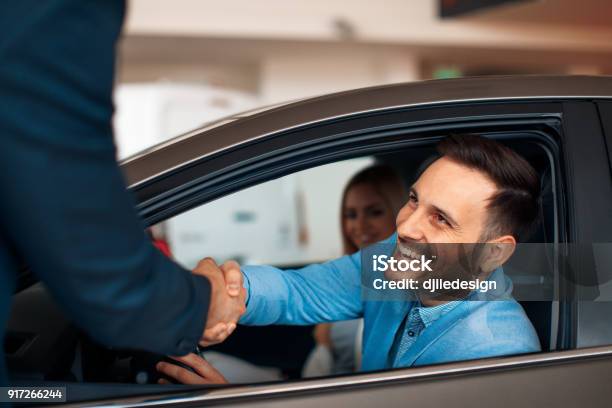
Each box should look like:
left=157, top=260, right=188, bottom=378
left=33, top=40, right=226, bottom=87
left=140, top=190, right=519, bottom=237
left=388, top=157, right=500, bottom=285
left=396, top=157, right=497, bottom=245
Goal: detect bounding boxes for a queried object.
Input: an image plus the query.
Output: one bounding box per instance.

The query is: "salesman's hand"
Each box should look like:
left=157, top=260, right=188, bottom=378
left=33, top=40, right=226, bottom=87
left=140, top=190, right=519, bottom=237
left=157, top=353, right=228, bottom=385
left=192, top=258, right=246, bottom=346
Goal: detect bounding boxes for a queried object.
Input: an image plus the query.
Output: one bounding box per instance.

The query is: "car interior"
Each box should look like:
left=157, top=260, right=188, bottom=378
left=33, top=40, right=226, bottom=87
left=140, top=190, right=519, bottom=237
left=4, top=133, right=558, bottom=402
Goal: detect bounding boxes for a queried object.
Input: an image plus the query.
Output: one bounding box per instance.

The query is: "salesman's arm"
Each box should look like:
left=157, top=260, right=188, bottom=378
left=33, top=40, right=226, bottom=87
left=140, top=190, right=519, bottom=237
left=239, top=251, right=364, bottom=326
left=0, top=0, right=213, bottom=356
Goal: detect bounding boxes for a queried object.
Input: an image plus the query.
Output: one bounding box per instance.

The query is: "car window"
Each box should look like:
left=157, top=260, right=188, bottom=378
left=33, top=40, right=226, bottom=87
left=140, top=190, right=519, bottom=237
left=150, top=134, right=562, bottom=385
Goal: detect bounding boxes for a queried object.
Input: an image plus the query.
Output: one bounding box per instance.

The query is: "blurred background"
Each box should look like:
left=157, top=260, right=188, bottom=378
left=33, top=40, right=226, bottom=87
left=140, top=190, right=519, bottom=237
left=115, top=0, right=612, bottom=267
left=114, top=0, right=612, bottom=158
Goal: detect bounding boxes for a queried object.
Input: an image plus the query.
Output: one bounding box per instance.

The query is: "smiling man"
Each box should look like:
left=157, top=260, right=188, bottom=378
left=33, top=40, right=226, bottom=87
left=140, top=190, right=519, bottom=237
left=158, top=134, right=543, bottom=383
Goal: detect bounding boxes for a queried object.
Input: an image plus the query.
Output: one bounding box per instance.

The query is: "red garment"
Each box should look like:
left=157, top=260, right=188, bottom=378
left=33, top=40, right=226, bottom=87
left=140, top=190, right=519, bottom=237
left=153, top=239, right=172, bottom=258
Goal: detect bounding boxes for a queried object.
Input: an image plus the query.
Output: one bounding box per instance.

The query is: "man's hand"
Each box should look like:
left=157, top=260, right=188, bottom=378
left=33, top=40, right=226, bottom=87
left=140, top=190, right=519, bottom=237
left=193, top=258, right=246, bottom=346
left=313, top=323, right=333, bottom=348
left=157, top=354, right=228, bottom=385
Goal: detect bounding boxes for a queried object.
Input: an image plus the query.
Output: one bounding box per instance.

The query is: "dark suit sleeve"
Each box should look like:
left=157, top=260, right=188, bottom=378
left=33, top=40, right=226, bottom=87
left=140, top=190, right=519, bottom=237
left=0, top=0, right=211, bottom=355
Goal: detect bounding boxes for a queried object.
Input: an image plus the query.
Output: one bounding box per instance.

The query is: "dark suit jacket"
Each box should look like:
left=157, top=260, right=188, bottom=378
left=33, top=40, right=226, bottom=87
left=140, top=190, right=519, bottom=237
left=0, top=0, right=211, bottom=385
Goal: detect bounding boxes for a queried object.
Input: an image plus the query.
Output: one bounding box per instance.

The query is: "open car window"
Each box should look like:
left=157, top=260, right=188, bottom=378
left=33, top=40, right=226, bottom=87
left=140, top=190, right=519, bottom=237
left=149, top=132, right=561, bottom=385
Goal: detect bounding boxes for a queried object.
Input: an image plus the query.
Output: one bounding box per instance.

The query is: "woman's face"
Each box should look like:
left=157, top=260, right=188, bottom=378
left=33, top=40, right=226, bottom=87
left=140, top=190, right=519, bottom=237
left=343, top=183, right=397, bottom=249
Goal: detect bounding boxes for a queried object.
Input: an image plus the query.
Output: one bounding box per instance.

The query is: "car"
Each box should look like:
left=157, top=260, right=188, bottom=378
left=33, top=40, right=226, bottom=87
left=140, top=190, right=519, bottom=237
left=6, top=75, right=612, bottom=407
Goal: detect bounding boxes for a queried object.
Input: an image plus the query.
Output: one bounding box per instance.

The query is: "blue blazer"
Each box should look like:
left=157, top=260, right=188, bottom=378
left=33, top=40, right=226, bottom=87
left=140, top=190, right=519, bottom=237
left=241, top=239, right=541, bottom=371
left=360, top=275, right=541, bottom=370
left=0, top=0, right=210, bottom=385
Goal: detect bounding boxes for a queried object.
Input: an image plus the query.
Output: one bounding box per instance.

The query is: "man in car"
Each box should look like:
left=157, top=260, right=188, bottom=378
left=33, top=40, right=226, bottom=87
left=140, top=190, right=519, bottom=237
left=158, top=134, right=542, bottom=383
left=0, top=0, right=242, bottom=386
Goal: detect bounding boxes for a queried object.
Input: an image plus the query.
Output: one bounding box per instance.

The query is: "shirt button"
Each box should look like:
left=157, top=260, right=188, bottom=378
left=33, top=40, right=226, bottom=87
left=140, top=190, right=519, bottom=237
left=407, top=330, right=415, bottom=337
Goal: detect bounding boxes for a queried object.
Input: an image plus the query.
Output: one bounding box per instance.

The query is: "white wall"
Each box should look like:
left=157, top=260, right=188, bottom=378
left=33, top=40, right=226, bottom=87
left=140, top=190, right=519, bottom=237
left=114, top=83, right=257, bottom=159
left=166, top=157, right=373, bottom=269
left=260, top=49, right=419, bottom=103
left=293, top=157, right=374, bottom=262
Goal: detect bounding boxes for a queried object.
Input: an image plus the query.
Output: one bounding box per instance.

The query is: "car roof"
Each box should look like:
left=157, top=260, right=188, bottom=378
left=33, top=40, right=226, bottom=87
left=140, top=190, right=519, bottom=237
left=121, top=75, right=612, bottom=187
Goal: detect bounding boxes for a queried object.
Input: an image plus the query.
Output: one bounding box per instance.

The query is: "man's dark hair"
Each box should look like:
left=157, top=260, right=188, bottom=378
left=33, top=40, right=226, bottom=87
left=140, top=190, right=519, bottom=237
left=436, top=134, right=541, bottom=242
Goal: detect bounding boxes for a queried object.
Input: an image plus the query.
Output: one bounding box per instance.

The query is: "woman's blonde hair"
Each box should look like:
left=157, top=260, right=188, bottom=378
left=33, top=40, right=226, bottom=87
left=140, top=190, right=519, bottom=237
left=340, top=164, right=408, bottom=254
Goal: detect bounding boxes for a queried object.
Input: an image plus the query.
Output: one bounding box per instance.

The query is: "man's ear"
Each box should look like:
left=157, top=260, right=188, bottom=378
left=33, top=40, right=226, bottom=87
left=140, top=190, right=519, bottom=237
left=480, top=235, right=516, bottom=273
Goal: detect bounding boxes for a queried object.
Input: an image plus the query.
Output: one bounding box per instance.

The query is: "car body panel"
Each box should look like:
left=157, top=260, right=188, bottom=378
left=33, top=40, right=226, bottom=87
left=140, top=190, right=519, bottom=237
left=69, top=345, right=612, bottom=407
left=115, top=78, right=612, bottom=406
left=121, top=75, right=612, bottom=188
left=557, top=102, right=612, bottom=349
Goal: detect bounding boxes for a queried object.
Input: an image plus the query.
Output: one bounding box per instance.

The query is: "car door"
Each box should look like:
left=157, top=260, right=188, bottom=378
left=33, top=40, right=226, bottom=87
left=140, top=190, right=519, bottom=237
left=101, top=95, right=612, bottom=407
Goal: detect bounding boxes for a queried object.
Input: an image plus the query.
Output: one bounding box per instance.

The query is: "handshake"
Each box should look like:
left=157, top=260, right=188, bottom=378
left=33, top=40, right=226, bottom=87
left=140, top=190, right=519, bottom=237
left=193, top=258, right=246, bottom=346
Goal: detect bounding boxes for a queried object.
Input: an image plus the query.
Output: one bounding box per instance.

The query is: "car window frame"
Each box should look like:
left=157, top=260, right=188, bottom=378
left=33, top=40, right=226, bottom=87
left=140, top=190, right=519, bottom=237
left=132, top=102, right=572, bottom=357
left=129, top=99, right=575, bottom=371
left=561, top=101, right=612, bottom=350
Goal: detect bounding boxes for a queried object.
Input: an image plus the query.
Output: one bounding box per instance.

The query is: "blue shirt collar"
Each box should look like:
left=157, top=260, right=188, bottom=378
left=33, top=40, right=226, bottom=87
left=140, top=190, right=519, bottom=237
left=412, top=300, right=461, bottom=328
